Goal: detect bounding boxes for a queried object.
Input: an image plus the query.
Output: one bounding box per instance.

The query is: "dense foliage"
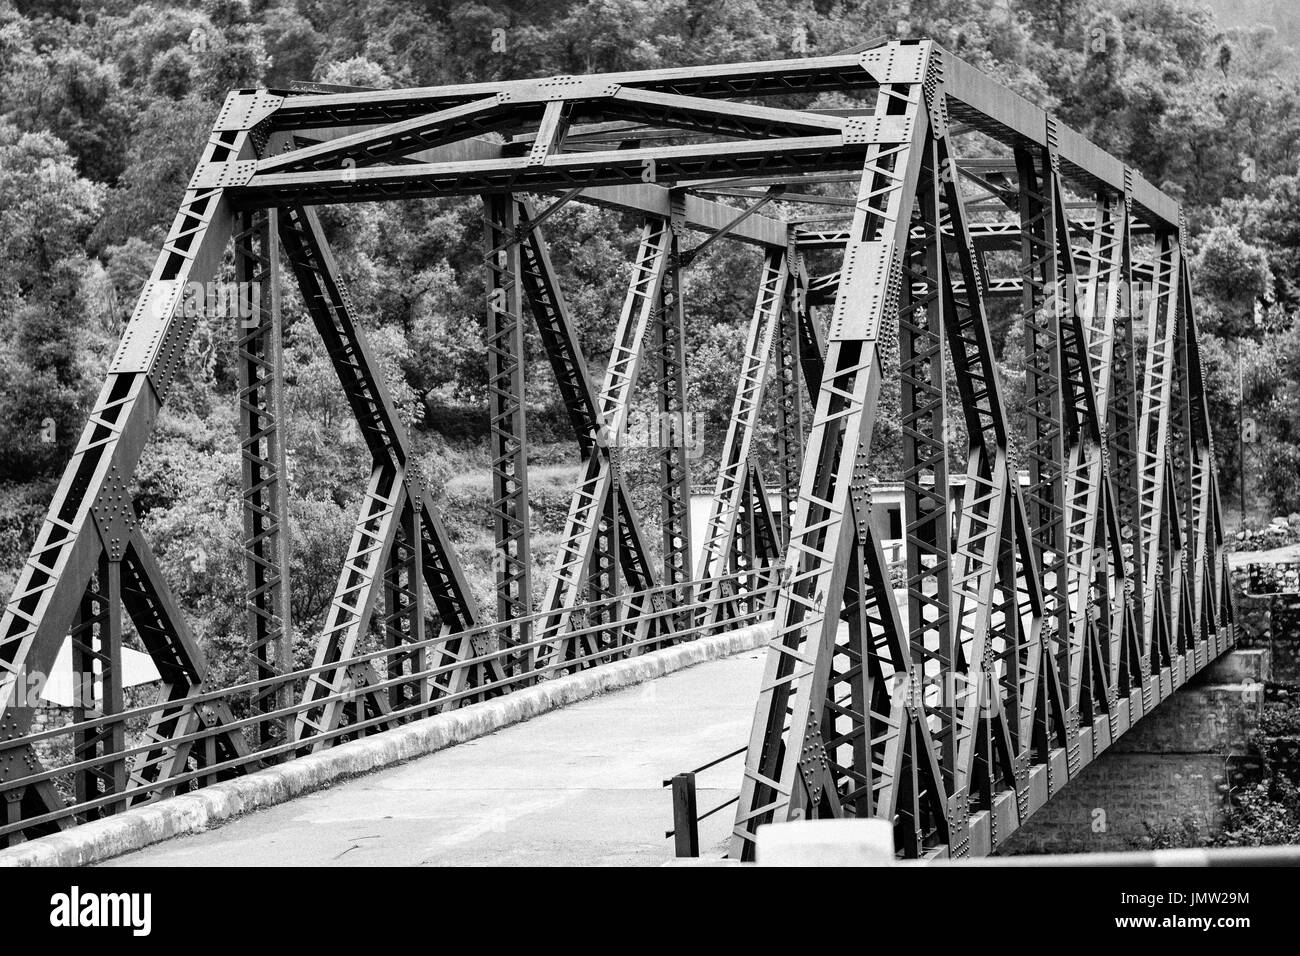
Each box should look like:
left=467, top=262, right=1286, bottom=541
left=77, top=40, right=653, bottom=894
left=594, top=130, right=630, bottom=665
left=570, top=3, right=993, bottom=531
left=3, top=0, right=1300, bottom=669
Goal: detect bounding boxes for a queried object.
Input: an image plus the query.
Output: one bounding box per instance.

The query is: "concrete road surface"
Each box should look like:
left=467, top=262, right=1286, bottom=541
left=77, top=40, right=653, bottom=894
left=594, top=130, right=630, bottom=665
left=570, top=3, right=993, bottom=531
left=104, top=647, right=766, bottom=866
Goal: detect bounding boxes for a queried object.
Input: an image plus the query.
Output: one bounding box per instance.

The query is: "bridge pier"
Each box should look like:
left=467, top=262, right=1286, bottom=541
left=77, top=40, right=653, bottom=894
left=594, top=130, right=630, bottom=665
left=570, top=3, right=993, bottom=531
left=1002, top=649, right=1268, bottom=854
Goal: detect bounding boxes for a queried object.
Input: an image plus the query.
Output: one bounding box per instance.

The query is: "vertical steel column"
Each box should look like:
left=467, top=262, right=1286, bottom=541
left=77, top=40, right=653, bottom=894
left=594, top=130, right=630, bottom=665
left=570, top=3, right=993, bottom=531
left=731, top=50, right=929, bottom=858
left=1047, top=144, right=1108, bottom=739
left=655, top=202, right=693, bottom=624
left=72, top=555, right=126, bottom=816
left=1, top=791, right=20, bottom=849
left=1015, top=144, right=1068, bottom=712
left=71, top=574, right=106, bottom=815
left=775, top=244, right=806, bottom=547
left=589, top=476, right=621, bottom=655
left=932, top=125, right=1012, bottom=833
left=484, top=195, right=533, bottom=664
left=102, top=557, right=126, bottom=811
left=899, top=130, right=954, bottom=792
left=1137, top=236, right=1181, bottom=668
left=1079, top=192, right=1129, bottom=711
left=1181, top=257, right=1217, bottom=654
left=1169, top=252, right=1197, bottom=659
left=1109, top=176, right=1146, bottom=685
left=382, top=505, right=428, bottom=710
left=235, top=208, right=294, bottom=744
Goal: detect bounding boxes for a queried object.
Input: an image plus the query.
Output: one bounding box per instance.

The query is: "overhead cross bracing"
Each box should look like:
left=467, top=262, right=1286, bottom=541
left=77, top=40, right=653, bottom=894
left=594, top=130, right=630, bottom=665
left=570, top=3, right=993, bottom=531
left=0, top=39, right=1232, bottom=862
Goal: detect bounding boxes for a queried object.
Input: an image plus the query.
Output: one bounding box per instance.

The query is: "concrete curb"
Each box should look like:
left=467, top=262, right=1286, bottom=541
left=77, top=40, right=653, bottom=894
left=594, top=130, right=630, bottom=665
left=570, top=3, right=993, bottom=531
left=0, top=621, right=774, bottom=867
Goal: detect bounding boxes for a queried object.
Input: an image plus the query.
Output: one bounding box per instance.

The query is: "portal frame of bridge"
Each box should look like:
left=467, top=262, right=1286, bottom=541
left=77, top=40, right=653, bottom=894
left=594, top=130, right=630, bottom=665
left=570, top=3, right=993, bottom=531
left=0, top=38, right=1233, bottom=860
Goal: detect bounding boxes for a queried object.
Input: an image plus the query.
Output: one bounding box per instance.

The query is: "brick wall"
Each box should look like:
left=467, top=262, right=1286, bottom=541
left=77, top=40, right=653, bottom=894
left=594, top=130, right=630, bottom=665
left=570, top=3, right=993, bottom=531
left=1002, top=753, right=1227, bottom=853
left=1002, top=652, right=1266, bottom=854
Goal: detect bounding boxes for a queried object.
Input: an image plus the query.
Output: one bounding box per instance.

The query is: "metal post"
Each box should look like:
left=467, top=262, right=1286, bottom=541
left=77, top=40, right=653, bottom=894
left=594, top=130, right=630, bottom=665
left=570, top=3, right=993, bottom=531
left=656, top=210, right=694, bottom=624
left=235, top=208, right=294, bottom=745
left=102, top=556, right=126, bottom=813
left=484, top=194, right=533, bottom=663
left=900, top=128, right=954, bottom=790
left=775, top=274, right=804, bottom=548
left=670, top=772, right=700, bottom=857
left=70, top=582, right=101, bottom=814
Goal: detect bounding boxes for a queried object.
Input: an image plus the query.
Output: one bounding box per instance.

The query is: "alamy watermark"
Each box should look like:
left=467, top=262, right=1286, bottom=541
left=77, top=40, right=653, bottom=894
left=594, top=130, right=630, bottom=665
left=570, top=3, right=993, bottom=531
left=49, top=886, right=151, bottom=936
left=595, top=410, right=706, bottom=459
left=144, top=280, right=263, bottom=326
left=1036, top=277, right=1162, bottom=324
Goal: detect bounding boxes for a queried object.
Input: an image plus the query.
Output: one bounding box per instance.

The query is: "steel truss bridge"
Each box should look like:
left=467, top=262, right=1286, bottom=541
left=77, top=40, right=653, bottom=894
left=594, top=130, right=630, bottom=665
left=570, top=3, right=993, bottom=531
left=0, top=39, right=1235, bottom=863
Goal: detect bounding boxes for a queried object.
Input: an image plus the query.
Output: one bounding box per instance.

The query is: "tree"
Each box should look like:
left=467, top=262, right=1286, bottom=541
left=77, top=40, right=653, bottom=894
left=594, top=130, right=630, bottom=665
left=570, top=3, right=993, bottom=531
left=1209, top=173, right=1300, bottom=311
left=261, top=0, right=325, bottom=87
left=0, top=122, right=104, bottom=299
left=0, top=257, right=102, bottom=481
left=102, top=3, right=213, bottom=92
left=317, top=55, right=392, bottom=88
left=1, top=46, right=135, bottom=182
left=1193, top=225, right=1272, bottom=336
left=91, top=94, right=214, bottom=249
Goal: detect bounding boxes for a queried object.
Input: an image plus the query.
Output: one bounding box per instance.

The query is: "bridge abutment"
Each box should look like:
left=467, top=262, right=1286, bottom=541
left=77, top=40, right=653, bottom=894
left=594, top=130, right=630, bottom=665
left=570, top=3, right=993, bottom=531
left=1002, top=649, right=1268, bottom=854
left=1231, top=562, right=1300, bottom=683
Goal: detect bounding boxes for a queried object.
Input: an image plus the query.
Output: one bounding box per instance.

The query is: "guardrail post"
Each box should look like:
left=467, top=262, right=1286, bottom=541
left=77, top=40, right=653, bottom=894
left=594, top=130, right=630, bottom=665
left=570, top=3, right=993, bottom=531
left=671, top=772, right=699, bottom=857
left=2, top=790, right=23, bottom=849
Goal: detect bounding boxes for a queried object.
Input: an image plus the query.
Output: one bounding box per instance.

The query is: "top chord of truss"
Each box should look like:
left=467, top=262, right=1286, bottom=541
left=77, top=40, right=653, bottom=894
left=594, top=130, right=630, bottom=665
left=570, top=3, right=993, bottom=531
left=211, top=39, right=1178, bottom=231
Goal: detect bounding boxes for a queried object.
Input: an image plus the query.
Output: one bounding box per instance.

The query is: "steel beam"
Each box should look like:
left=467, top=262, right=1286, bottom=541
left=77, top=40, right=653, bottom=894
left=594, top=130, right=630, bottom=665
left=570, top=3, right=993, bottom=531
left=696, top=249, right=789, bottom=628
left=234, top=209, right=294, bottom=744
left=534, top=217, right=671, bottom=674
left=655, top=205, right=694, bottom=621
left=484, top=195, right=534, bottom=660
left=732, top=47, right=932, bottom=858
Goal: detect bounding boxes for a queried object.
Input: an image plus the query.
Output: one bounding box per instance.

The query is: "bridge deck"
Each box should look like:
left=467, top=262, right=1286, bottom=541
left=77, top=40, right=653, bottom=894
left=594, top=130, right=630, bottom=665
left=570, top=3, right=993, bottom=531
left=102, top=648, right=765, bottom=866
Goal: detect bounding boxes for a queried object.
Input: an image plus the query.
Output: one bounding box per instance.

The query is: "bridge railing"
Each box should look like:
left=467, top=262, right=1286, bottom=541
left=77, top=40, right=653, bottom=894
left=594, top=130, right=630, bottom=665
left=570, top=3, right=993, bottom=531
left=664, top=746, right=749, bottom=857
left=0, top=574, right=778, bottom=843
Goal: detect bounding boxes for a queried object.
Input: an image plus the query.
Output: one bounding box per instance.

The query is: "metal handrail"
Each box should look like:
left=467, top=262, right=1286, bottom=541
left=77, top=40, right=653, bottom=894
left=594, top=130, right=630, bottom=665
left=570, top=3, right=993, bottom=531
left=0, top=575, right=781, bottom=839
left=0, top=570, right=775, bottom=752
